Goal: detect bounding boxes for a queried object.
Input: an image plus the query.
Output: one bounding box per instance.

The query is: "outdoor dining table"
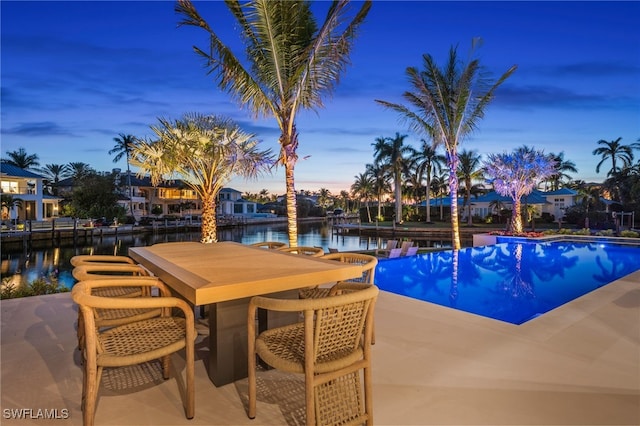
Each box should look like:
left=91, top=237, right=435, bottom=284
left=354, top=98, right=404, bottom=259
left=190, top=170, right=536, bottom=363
left=129, top=241, right=363, bottom=387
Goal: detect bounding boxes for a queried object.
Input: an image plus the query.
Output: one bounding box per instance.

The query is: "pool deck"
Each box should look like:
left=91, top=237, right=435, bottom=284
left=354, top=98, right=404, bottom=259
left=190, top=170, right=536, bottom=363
left=1, top=270, right=639, bottom=425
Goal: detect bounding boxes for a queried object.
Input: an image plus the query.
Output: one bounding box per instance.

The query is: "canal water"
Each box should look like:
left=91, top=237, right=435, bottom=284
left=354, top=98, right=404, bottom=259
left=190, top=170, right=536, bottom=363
left=1, top=221, right=454, bottom=289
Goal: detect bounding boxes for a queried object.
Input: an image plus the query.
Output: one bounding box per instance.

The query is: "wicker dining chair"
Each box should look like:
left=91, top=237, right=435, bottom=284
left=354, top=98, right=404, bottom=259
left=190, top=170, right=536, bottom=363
left=72, top=278, right=196, bottom=426
left=277, top=246, right=325, bottom=257
left=247, top=285, right=378, bottom=425
left=249, top=241, right=287, bottom=249
left=72, top=263, right=159, bottom=350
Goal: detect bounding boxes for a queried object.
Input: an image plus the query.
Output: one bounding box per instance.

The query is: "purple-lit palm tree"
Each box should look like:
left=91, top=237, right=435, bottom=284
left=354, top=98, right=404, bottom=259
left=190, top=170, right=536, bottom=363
left=484, top=146, right=556, bottom=234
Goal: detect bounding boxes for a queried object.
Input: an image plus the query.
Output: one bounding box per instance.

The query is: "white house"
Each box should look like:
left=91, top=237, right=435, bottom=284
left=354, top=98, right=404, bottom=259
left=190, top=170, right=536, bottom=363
left=0, top=162, right=61, bottom=221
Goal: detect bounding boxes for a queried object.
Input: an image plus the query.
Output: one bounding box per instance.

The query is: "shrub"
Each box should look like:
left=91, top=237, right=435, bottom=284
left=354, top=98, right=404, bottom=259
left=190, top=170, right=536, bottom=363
left=0, top=276, right=69, bottom=299
left=620, top=230, right=640, bottom=238
left=573, top=228, right=591, bottom=235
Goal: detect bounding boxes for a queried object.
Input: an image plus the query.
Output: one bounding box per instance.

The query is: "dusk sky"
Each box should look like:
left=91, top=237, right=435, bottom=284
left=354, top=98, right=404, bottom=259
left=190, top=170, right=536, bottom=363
left=2, top=1, right=639, bottom=195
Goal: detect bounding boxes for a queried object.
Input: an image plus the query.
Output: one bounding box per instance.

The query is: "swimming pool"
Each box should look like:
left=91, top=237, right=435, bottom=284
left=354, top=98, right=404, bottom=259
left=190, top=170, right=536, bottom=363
left=375, top=241, right=640, bottom=325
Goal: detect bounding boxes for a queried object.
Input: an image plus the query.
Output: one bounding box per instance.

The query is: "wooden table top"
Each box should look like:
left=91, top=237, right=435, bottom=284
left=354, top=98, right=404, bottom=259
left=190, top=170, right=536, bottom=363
left=129, top=241, right=363, bottom=305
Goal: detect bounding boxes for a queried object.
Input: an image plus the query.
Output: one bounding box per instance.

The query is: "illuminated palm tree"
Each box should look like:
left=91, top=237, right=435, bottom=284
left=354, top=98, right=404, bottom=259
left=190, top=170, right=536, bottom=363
left=109, top=134, right=136, bottom=217
left=592, top=137, right=637, bottom=177
left=376, top=40, right=516, bottom=249
left=372, top=133, right=413, bottom=224
left=484, top=146, right=556, bottom=234
left=130, top=113, right=274, bottom=244
left=2, top=147, right=39, bottom=169
left=175, top=0, right=371, bottom=246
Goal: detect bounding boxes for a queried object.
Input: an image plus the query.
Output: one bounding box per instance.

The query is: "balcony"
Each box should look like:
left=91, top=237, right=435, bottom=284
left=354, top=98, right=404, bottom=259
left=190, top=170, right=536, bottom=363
left=2, top=271, right=639, bottom=425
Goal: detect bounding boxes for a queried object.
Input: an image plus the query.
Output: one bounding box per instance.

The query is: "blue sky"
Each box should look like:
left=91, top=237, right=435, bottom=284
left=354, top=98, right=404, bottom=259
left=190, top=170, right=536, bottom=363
left=2, top=1, right=639, bottom=195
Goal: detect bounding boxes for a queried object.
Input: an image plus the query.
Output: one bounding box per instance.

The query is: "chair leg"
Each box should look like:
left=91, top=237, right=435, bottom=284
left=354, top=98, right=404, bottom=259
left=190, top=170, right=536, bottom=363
left=185, top=340, right=195, bottom=419
left=364, top=365, right=373, bottom=426
left=83, top=364, right=100, bottom=426
left=305, top=370, right=315, bottom=425
left=248, top=353, right=257, bottom=419
left=162, top=355, right=171, bottom=380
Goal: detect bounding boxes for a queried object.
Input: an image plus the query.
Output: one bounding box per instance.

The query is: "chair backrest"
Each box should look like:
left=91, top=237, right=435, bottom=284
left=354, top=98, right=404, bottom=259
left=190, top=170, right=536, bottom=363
left=399, top=241, right=414, bottom=255
left=385, top=240, right=399, bottom=250
left=249, top=241, right=287, bottom=249
left=70, top=255, right=136, bottom=267
left=72, top=263, right=150, bottom=281
left=321, top=252, right=377, bottom=284
left=403, top=246, right=419, bottom=257
left=387, top=248, right=402, bottom=258
left=311, top=285, right=378, bottom=364
left=277, top=246, right=325, bottom=257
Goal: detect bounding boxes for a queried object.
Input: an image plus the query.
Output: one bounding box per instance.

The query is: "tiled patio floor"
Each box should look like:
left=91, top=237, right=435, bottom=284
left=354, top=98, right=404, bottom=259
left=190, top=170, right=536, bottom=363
left=2, top=270, right=639, bottom=425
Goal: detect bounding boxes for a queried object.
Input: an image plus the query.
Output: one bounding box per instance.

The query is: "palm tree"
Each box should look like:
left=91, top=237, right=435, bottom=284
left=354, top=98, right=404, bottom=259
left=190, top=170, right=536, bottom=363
left=109, top=134, right=136, bottom=217
left=339, top=190, right=350, bottom=212
left=351, top=172, right=374, bottom=222
left=317, top=188, right=331, bottom=210
left=592, top=137, right=637, bottom=177
left=544, top=152, right=578, bottom=190
left=372, top=133, right=413, bottom=224
left=36, top=163, right=71, bottom=195
left=431, top=172, right=449, bottom=221
left=175, top=0, right=371, bottom=246
left=410, top=140, right=445, bottom=223
left=484, top=146, right=556, bottom=234
left=1, top=194, right=23, bottom=226
left=130, top=113, right=273, bottom=244
left=2, top=147, right=40, bottom=169
left=376, top=40, right=517, bottom=249
left=365, top=162, right=391, bottom=221
left=67, top=162, right=95, bottom=181
left=457, top=149, right=484, bottom=226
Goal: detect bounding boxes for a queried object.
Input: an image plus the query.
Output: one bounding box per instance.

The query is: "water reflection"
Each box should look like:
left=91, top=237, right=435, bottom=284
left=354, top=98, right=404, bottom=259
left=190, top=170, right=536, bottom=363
left=376, top=242, right=640, bottom=324
left=1, top=221, right=459, bottom=289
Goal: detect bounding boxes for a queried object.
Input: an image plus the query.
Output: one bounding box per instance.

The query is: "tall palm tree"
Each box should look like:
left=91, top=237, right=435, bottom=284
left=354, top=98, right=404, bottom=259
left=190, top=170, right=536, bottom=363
left=372, top=133, right=413, bottom=224
left=36, top=163, right=71, bottom=195
left=410, top=140, right=445, bottom=223
left=545, top=152, right=578, bottom=190
left=592, top=137, right=636, bottom=177
left=175, top=0, right=371, bottom=246
left=351, top=172, right=374, bottom=222
left=365, top=162, right=391, bottom=221
left=109, top=134, right=136, bottom=217
left=130, top=113, right=274, bottom=244
left=457, top=149, right=484, bottom=226
left=376, top=40, right=517, bottom=249
left=2, top=147, right=40, bottom=169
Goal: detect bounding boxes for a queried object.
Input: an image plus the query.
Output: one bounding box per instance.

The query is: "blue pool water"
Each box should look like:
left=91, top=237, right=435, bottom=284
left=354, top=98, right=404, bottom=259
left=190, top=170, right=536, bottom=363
left=375, top=241, right=640, bottom=325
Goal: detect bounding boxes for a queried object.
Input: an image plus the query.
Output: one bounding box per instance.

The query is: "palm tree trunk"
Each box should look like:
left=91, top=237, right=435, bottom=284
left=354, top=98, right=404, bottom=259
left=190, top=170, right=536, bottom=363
left=425, top=172, right=432, bottom=223
left=200, top=193, right=217, bottom=244
left=448, top=160, right=461, bottom=250
left=511, top=198, right=523, bottom=234
left=394, top=173, right=402, bottom=224
left=284, top=160, right=298, bottom=247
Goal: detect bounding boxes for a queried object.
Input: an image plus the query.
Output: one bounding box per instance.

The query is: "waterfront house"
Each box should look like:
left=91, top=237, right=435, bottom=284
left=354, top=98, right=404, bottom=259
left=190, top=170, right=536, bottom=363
left=0, top=162, right=61, bottom=222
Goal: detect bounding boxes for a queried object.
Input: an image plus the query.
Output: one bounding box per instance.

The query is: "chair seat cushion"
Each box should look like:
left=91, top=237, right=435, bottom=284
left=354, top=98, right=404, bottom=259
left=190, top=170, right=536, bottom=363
left=256, top=323, right=363, bottom=374
left=96, top=317, right=192, bottom=367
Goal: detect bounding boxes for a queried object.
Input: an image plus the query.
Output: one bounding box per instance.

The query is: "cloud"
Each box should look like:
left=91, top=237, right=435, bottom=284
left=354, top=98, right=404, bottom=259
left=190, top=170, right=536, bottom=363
left=1, top=122, right=75, bottom=137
